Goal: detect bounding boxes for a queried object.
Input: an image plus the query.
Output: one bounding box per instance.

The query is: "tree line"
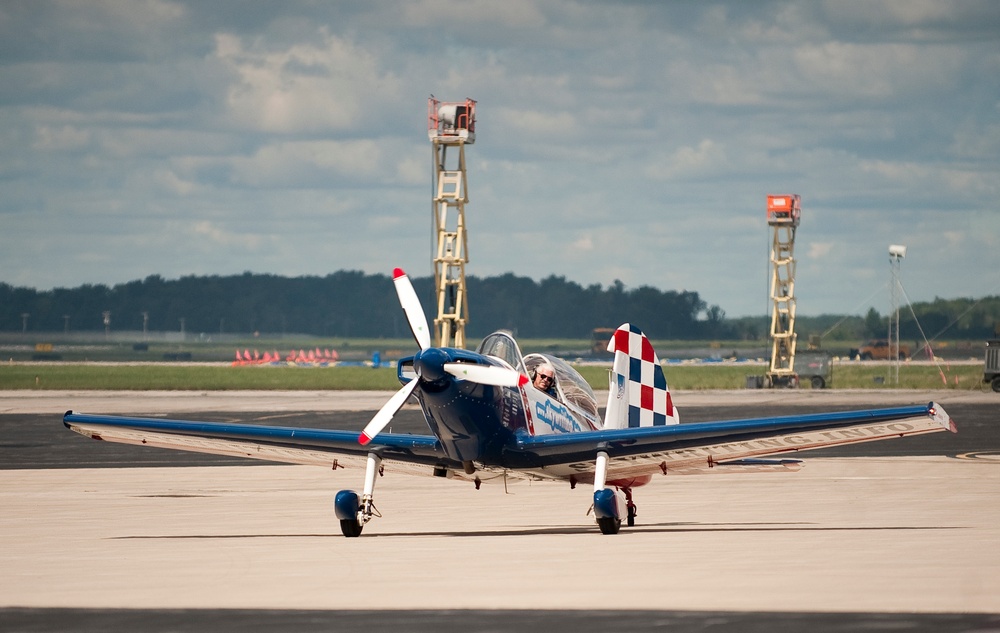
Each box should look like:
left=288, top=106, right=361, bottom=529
left=1, top=271, right=996, bottom=342
left=0, top=271, right=722, bottom=340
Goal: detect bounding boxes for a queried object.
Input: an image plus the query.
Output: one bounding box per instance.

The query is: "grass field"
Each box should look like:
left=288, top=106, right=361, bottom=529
left=0, top=361, right=986, bottom=392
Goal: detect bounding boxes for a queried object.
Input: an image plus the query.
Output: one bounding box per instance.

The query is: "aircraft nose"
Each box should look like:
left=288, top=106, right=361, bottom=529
left=414, top=347, right=449, bottom=383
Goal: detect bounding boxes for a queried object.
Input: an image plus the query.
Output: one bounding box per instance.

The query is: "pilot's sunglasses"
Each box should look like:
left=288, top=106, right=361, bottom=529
left=538, top=374, right=554, bottom=381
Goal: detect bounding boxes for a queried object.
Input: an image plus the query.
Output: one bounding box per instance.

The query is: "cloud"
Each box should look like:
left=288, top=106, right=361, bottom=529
left=806, top=242, right=834, bottom=259
left=0, top=0, right=998, bottom=319
left=211, top=30, right=401, bottom=133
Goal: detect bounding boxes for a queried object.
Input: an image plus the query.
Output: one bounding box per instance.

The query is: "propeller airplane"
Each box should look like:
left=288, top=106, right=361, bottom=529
left=64, top=268, right=957, bottom=537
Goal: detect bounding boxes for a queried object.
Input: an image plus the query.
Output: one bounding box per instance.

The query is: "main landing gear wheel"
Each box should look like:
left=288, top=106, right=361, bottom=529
left=597, top=516, right=621, bottom=535
left=340, top=519, right=364, bottom=538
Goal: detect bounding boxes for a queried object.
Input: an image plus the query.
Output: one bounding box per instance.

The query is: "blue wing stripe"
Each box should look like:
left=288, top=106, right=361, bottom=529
left=63, top=412, right=443, bottom=456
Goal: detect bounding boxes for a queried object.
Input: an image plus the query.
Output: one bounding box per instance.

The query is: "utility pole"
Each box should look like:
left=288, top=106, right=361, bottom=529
left=889, top=244, right=906, bottom=385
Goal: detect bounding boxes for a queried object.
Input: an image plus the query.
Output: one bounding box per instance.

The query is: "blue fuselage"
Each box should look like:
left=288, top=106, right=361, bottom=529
left=400, top=347, right=530, bottom=464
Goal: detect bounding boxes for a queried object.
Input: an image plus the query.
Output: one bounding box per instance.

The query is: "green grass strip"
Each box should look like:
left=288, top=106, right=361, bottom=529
left=0, top=363, right=985, bottom=391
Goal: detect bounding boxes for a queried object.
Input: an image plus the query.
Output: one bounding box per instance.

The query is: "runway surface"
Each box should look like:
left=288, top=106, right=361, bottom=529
left=2, top=389, right=998, bottom=632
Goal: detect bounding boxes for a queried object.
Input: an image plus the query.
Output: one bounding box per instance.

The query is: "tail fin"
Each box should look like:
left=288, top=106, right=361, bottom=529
left=603, top=323, right=679, bottom=429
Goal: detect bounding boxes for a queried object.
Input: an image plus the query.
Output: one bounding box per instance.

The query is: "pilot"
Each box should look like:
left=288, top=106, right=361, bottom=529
left=531, top=362, right=557, bottom=397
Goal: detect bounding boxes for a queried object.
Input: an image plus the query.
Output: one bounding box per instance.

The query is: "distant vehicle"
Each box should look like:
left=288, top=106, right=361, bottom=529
left=796, top=351, right=832, bottom=389
left=590, top=327, right=616, bottom=355
left=854, top=339, right=909, bottom=361
left=985, top=340, right=1000, bottom=393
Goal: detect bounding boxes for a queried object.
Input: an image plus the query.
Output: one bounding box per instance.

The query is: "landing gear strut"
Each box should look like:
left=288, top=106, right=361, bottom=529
left=334, top=452, right=382, bottom=537
left=592, top=450, right=626, bottom=535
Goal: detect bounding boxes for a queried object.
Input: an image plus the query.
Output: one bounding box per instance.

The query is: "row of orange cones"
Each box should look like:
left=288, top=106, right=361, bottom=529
left=232, top=348, right=340, bottom=366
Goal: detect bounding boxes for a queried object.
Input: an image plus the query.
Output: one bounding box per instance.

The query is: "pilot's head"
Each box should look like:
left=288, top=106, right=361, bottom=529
left=533, top=363, right=555, bottom=390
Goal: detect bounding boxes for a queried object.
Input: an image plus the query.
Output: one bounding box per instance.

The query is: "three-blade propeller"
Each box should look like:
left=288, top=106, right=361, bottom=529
left=358, top=268, right=525, bottom=446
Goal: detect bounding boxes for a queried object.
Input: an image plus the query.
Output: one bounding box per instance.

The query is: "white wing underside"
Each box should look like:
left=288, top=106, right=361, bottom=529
left=70, top=404, right=951, bottom=486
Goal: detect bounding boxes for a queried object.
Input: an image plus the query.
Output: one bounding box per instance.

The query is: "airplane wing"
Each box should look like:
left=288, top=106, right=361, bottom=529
left=62, top=412, right=455, bottom=478
left=505, top=402, right=956, bottom=480
left=65, top=402, right=955, bottom=484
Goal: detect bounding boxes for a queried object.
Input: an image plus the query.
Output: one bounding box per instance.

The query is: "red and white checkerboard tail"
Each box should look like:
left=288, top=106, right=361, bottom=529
left=602, top=323, right=679, bottom=430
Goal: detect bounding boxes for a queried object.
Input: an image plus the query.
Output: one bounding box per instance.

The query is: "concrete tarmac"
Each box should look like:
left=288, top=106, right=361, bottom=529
left=2, top=387, right=996, bottom=414
left=2, top=390, right=999, bottom=630
left=4, top=457, right=999, bottom=613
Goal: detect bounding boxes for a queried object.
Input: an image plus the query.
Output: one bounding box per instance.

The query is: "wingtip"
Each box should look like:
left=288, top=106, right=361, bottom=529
left=392, top=267, right=406, bottom=279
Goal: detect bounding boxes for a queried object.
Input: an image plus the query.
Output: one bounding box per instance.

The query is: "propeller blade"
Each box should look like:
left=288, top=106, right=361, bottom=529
left=393, top=268, right=431, bottom=350
left=444, top=363, right=528, bottom=387
left=359, top=379, right=419, bottom=445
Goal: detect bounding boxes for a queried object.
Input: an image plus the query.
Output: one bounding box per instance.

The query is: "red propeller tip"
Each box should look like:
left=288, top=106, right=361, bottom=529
left=392, top=267, right=406, bottom=279
left=359, top=433, right=372, bottom=445
left=518, top=374, right=529, bottom=387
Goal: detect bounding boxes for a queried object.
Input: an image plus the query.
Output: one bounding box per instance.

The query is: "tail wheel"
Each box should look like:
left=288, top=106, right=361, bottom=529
left=340, top=519, right=364, bottom=537
left=597, top=517, right=621, bottom=535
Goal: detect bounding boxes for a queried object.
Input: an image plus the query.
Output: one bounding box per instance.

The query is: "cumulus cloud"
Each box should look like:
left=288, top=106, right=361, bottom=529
left=212, top=30, right=401, bottom=133
left=0, top=0, right=998, bottom=317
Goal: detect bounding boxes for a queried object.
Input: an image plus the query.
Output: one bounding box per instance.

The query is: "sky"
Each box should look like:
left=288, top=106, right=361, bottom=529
left=1, top=1, right=998, bottom=319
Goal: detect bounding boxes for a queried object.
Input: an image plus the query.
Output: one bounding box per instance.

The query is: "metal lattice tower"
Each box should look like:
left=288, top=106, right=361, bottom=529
left=428, top=97, right=476, bottom=348
left=765, top=194, right=801, bottom=388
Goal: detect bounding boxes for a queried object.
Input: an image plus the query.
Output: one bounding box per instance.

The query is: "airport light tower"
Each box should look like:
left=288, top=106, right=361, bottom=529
left=765, top=194, right=801, bottom=388
left=428, top=97, right=476, bottom=348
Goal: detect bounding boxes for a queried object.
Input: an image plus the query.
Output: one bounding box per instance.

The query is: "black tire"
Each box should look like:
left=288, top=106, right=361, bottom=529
left=340, top=519, right=364, bottom=537
left=992, top=376, right=1000, bottom=393
left=811, top=376, right=825, bottom=389
left=627, top=505, right=636, bottom=527
left=597, top=517, right=621, bottom=535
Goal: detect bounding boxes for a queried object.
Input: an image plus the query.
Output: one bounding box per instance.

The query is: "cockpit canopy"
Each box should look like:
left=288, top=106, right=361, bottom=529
left=477, top=331, right=601, bottom=430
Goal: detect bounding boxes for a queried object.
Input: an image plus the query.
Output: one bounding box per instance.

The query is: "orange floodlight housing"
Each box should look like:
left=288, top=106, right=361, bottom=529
left=766, top=194, right=801, bottom=226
